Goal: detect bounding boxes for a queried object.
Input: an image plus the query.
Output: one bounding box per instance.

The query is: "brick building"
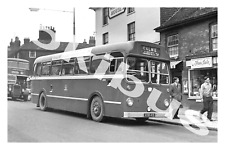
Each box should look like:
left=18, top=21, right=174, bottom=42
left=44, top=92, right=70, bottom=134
left=155, top=8, right=218, bottom=109
left=8, top=26, right=96, bottom=76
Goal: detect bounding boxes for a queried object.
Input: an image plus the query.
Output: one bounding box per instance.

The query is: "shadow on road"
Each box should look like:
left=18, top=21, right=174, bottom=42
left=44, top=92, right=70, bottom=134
left=32, top=107, right=164, bottom=127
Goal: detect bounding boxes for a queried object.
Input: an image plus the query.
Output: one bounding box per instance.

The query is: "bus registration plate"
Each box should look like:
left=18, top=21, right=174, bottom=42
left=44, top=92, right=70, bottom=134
left=144, top=113, right=155, bottom=117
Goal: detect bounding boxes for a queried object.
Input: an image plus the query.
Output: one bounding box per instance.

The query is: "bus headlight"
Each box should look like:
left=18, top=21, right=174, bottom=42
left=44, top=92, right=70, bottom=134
left=164, top=99, right=170, bottom=107
left=126, top=97, right=134, bottom=107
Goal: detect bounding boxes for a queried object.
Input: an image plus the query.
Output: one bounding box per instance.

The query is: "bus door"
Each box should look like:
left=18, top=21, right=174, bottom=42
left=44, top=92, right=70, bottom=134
left=147, top=60, right=170, bottom=111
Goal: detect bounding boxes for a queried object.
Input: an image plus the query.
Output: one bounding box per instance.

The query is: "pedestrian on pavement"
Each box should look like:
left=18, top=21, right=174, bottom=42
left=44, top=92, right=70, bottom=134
left=199, top=76, right=213, bottom=121
left=170, top=77, right=182, bottom=119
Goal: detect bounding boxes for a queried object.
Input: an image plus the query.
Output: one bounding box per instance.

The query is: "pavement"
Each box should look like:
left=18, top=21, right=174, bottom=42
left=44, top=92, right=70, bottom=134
left=148, top=107, right=218, bottom=131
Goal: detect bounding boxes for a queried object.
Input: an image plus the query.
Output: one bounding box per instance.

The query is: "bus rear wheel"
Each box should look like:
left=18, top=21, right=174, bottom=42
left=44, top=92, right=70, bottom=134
left=39, top=93, right=48, bottom=111
left=90, top=96, right=104, bottom=122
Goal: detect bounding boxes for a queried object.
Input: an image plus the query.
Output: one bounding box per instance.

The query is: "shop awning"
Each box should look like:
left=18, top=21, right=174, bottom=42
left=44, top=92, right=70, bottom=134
left=170, top=61, right=182, bottom=69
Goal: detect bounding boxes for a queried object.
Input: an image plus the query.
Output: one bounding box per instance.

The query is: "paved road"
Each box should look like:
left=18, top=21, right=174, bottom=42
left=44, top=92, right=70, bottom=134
left=8, top=100, right=217, bottom=142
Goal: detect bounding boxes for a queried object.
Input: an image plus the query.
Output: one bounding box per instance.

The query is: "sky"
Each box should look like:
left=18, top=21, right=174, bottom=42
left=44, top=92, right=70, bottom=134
left=1, top=0, right=221, bottom=48
left=2, top=0, right=96, bottom=45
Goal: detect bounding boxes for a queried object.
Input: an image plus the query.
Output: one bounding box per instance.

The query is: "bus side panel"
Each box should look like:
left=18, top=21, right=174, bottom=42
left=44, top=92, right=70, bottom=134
left=65, top=78, right=124, bottom=118
left=32, top=77, right=125, bottom=118
left=46, top=79, right=65, bottom=110
left=50, top=78, right=124, bottom=118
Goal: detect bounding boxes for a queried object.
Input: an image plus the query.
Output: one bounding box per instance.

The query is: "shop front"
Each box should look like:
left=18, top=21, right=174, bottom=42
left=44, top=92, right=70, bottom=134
left=186, top=55, right=218, bottom=101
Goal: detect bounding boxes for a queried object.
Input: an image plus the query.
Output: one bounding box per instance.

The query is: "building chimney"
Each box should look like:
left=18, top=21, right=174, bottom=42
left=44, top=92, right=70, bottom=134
left=89, top=36, right=95, bottom=45
left=83, top=39, right=87, bottom=44
left=8, top=37, right=21, bottom=53
left=14, top=36, right=21, bottom=47
left=24, top=38, right=30, bottom=45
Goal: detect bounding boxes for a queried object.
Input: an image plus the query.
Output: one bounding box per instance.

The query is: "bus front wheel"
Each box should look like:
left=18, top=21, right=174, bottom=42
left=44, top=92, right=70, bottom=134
left=90, top=96, right=104, bottom=122
left=39, top=93, right=48, bottom=111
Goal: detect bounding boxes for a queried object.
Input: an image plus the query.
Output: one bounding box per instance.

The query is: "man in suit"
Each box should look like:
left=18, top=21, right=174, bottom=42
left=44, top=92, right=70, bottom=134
left=170, top=77, right=182, bottom=119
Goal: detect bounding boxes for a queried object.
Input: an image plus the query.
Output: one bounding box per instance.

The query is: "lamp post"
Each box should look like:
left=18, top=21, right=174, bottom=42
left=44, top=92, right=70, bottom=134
left=29, top=7, right=76, bottom=50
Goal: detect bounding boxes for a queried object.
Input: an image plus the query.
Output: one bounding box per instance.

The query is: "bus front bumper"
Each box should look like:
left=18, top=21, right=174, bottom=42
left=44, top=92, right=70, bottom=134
left=123, top=112, right=168, bottom=118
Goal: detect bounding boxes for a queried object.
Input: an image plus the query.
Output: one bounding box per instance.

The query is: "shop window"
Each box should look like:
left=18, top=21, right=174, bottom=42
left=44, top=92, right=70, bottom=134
left=103, top=8, right=108, bottom=26
left=210, top=23, right=217, bottom=51
left=167, top=34, right=179, bottom=58
left=128, top=22, right=135, bottom=41
left=103, top=32, right=108, bottom=45
left=189, top=69, right=217, bottom=97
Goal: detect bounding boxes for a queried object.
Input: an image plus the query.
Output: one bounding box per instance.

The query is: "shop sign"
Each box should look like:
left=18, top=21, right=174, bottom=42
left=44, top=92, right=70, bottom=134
left=191, top=57, right=212, bottom=69
left=108, top=8, right=126, bottom=19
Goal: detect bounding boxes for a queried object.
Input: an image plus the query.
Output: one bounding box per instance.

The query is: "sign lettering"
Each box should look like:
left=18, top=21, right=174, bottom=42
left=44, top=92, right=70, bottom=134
left=142, top=46, right=160, bottom=57
left=191, top=57, right=212, bottom=69
left=108, top=8, right=126, bottom=19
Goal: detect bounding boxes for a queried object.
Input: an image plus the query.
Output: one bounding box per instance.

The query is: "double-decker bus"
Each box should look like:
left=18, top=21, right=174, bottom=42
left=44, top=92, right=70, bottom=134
left=8, top=58, right=30, bottom=101
left=31, top=41, right=171, bottom=122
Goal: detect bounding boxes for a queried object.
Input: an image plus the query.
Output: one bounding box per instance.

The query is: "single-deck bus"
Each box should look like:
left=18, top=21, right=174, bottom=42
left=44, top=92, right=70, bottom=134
left=8, top=58, right=30, bottom=101
left=31, top=41, right=171, bottom=122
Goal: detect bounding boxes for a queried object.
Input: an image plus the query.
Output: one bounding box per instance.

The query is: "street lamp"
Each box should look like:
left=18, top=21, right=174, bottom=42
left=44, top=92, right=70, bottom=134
left=29, top=7, right=76, bottom=50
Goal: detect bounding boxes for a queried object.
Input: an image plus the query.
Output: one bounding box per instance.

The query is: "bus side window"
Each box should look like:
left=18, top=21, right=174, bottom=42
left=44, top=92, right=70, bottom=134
left=52, top=60, right=62, bottom=76
left=77, top=56, right=90, bottom=75
left=62, top=58, right=75, bottom=76
left=41, top=61, right=51, bottom=76
left=109, top=52, right=124, bottom=73
left=90, top=54, right=106, bottom=74
left=109, top=59, right=116, bottom=72
left=34, top=63, right=42, bottom=76
left=116, top=58, right=124, bottom=72
left=74, top=59, right=79, bottom=74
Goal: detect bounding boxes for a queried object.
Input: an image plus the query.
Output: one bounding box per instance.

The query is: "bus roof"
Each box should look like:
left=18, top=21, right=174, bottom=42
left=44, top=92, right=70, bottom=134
left=8, top=58, right=29, bottom=63
left=34, top=41, right=169, bottom=64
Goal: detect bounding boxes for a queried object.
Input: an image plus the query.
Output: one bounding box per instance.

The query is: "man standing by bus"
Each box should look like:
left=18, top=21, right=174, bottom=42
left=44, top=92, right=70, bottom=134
left=170, top=77, right=182, bottom=119
left=199, top=76, right=213, bottom=121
